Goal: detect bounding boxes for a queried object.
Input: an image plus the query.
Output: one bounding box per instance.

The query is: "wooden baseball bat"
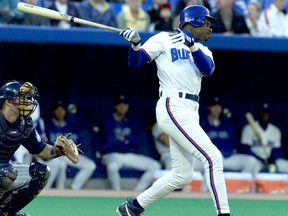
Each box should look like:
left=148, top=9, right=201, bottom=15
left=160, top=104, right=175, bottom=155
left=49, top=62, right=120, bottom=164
left=245, top=112, right=269, bottom=164
left=17, top=2, right=122, bottom=32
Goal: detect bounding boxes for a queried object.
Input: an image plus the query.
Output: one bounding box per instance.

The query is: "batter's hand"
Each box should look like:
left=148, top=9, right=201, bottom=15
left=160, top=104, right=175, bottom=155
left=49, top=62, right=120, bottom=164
left=120, top=27, right=141, bottom=46
left=182, top=30, right=195, bottom=47
left=171, top=29, right=194, bottom=47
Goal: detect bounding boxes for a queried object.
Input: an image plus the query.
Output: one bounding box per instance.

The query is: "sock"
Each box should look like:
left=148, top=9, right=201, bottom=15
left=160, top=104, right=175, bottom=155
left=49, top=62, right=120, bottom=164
left=133, top=199, right=144, bottom=209
left=218, top=214, right=230, bottom=216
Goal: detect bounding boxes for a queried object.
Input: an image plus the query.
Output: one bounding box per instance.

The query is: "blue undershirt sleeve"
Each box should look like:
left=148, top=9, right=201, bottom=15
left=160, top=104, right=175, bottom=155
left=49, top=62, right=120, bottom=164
left=128, top=48, right=150, bottom=71
left=192, top=49, right=215, bottom=76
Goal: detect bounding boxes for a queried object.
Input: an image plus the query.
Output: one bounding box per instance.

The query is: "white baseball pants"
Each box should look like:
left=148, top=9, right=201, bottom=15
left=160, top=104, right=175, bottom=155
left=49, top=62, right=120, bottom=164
left=137, top=97, right=230, bottom=215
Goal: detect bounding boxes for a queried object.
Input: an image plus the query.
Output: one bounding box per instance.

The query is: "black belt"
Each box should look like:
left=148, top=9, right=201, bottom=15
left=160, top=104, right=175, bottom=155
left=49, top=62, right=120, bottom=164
left=160, top=91, right=199, bottom=102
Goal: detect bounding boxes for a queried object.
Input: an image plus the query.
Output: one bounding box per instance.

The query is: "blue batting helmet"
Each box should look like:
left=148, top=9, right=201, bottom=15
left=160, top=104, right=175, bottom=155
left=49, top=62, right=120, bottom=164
left=179, top=5, right=217, bottom=29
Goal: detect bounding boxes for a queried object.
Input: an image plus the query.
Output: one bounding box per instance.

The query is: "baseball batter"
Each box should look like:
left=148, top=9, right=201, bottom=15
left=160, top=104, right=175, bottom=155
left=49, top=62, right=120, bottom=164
left=116, top=5, right=231, bottom=216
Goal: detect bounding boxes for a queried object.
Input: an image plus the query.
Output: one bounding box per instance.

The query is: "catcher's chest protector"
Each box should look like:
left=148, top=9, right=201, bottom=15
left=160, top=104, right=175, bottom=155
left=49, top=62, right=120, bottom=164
left=0, top=112, right=33, bottom=163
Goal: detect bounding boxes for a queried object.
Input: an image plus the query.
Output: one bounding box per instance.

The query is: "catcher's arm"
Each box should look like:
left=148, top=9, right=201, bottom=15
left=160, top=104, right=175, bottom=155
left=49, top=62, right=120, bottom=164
left=37, top=133, right=81, bottom=164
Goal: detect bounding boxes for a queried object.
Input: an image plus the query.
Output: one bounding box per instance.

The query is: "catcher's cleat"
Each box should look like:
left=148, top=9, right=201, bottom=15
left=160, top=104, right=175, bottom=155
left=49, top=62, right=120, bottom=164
left=15, top=212, right=30, bottom=216
left=116, top=198, right=144, bottom=216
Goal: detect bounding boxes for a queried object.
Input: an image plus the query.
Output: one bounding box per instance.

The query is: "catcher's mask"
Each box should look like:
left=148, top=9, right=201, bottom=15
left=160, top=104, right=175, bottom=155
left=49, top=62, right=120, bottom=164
left=0, top=81, right=39, bottom=117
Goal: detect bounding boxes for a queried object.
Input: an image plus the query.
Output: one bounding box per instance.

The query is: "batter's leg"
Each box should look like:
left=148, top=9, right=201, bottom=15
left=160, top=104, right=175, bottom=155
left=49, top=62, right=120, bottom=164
left=137, top=138, right=195, bottom=207
left=158, top=99, right=230, bottom=215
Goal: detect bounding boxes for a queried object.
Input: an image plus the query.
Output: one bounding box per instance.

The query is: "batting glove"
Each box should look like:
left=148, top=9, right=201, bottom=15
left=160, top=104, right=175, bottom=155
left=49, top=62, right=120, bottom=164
left=181, top=30, right=195, bottom=47
left=120, top=27, right=141, bottom=46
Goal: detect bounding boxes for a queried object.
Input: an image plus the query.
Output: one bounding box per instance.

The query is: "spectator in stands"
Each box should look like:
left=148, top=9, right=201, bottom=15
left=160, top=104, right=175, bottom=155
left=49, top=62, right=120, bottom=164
left=211, top=0, right=250, bottom=34
left=153, top=2, right=174, bottom=31
left=240, top=103, right=282, bottom=173
left=117, top=0, right=150, bottom=30
left=174, top=0, right=211, bottom=16
left=172, top=0, right=208, bottom=29
left=40, top=100, right=96, bottom=189
left=146, top=0, right=167, bottom=27
left=21, top=0, right=51, bottom=26
left=258, top=0, right=288, bottom=37
left=49, top=0, right=80, bottom=28
left=0, top=0, right=24, bottom=25
left=78, top=0, right=117, bottom=28
left=152, top=122, right=171, bottom=169
left=198, top=97, right=260, bottom=176
left=101, top=95, right=161, bottom=190
left=245, top=1, right=270, bottom=37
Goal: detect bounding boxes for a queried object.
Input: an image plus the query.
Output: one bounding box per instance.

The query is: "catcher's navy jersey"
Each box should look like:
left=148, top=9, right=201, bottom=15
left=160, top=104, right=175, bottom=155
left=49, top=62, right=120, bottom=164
left=0, top=111, right=46, bottom=163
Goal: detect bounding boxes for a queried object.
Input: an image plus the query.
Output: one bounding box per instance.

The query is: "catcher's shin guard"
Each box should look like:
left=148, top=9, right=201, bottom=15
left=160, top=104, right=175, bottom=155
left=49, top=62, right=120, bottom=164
left=0, top=162, right=51, bottom=214
left=0, top=164, right=18, bottom=194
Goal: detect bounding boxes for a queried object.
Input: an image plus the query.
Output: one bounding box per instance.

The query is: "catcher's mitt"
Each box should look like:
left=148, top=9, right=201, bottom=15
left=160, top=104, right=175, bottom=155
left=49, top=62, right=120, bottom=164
left=54, top=133, right=80, bottom=164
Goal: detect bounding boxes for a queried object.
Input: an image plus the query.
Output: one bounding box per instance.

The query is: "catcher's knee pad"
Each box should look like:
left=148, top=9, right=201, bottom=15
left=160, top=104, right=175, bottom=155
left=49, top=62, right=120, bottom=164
left=29, top=162, right=51, bottom=182
left=0, top=164, right=18, bottom=192
left=0, top=163, right=51, bottom=214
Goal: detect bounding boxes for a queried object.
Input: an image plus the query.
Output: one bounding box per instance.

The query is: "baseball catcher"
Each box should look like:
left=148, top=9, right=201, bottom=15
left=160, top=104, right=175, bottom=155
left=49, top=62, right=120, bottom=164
left=0, top=80, right=80, bottom=216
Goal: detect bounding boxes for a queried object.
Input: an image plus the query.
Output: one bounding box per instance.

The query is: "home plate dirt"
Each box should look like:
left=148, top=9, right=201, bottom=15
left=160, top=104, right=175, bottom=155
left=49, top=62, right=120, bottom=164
left=40, top=189, right=287, bottom=200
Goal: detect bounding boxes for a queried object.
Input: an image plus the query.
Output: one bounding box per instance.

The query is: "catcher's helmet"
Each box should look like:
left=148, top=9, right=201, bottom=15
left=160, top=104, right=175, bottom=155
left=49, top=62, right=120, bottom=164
left=0, top=81, right=39, bottom=117
left=179, top=5, right=217, bottom=29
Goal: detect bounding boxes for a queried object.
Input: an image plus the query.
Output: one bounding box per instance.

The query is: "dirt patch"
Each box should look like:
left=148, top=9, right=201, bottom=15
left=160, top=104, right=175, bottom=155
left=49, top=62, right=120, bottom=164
left=40, top=189, right=287, bottom=200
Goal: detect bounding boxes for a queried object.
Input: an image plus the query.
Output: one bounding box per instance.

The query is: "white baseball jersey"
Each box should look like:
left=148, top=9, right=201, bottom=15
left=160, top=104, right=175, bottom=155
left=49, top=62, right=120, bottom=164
left=141, top=32, right=214, bottom=95
left=241, top=122, right=281, bottom=159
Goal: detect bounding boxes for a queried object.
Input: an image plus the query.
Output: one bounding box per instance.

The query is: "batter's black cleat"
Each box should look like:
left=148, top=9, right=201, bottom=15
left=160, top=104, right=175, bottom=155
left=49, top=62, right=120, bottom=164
left=116, top=198, right=144, bottom=216
left=15, top=212, right=30, bottom=216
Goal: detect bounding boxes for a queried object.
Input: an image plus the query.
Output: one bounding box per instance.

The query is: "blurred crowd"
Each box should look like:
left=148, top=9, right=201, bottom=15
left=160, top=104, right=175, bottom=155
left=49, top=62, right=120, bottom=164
left=0, top=0, right=288, bottom=37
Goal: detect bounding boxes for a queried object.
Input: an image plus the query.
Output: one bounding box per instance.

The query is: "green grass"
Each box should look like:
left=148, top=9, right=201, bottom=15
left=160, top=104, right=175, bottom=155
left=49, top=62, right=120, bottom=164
left=22, top=197, right=288, bottom=216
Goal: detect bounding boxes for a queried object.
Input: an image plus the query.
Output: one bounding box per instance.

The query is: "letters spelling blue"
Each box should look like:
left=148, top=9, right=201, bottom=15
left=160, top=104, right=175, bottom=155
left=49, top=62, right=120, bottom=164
left=171, top=48, right=191, bottom=62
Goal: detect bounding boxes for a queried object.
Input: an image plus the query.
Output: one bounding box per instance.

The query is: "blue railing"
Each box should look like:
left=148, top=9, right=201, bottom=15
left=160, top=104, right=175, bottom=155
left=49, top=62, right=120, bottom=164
left=1, top=25, right=288, bottom=52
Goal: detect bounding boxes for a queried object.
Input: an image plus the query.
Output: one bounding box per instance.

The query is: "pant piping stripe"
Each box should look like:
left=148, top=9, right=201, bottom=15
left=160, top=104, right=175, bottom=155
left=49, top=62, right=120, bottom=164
left=165, top=98, right=221, bottom=213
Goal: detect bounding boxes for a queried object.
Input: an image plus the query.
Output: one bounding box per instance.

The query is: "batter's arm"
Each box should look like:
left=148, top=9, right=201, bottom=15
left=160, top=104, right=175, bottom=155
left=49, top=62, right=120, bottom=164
left=191, top=48, right=215, bottom=76
left=128, top=48, right=150, bottom=71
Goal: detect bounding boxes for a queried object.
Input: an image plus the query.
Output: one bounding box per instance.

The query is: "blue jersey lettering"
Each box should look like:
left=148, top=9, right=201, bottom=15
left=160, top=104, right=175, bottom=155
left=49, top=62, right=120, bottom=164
left=171, top=48, right=190, bottom=62
left=171, top=48, right=178, bottom=62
